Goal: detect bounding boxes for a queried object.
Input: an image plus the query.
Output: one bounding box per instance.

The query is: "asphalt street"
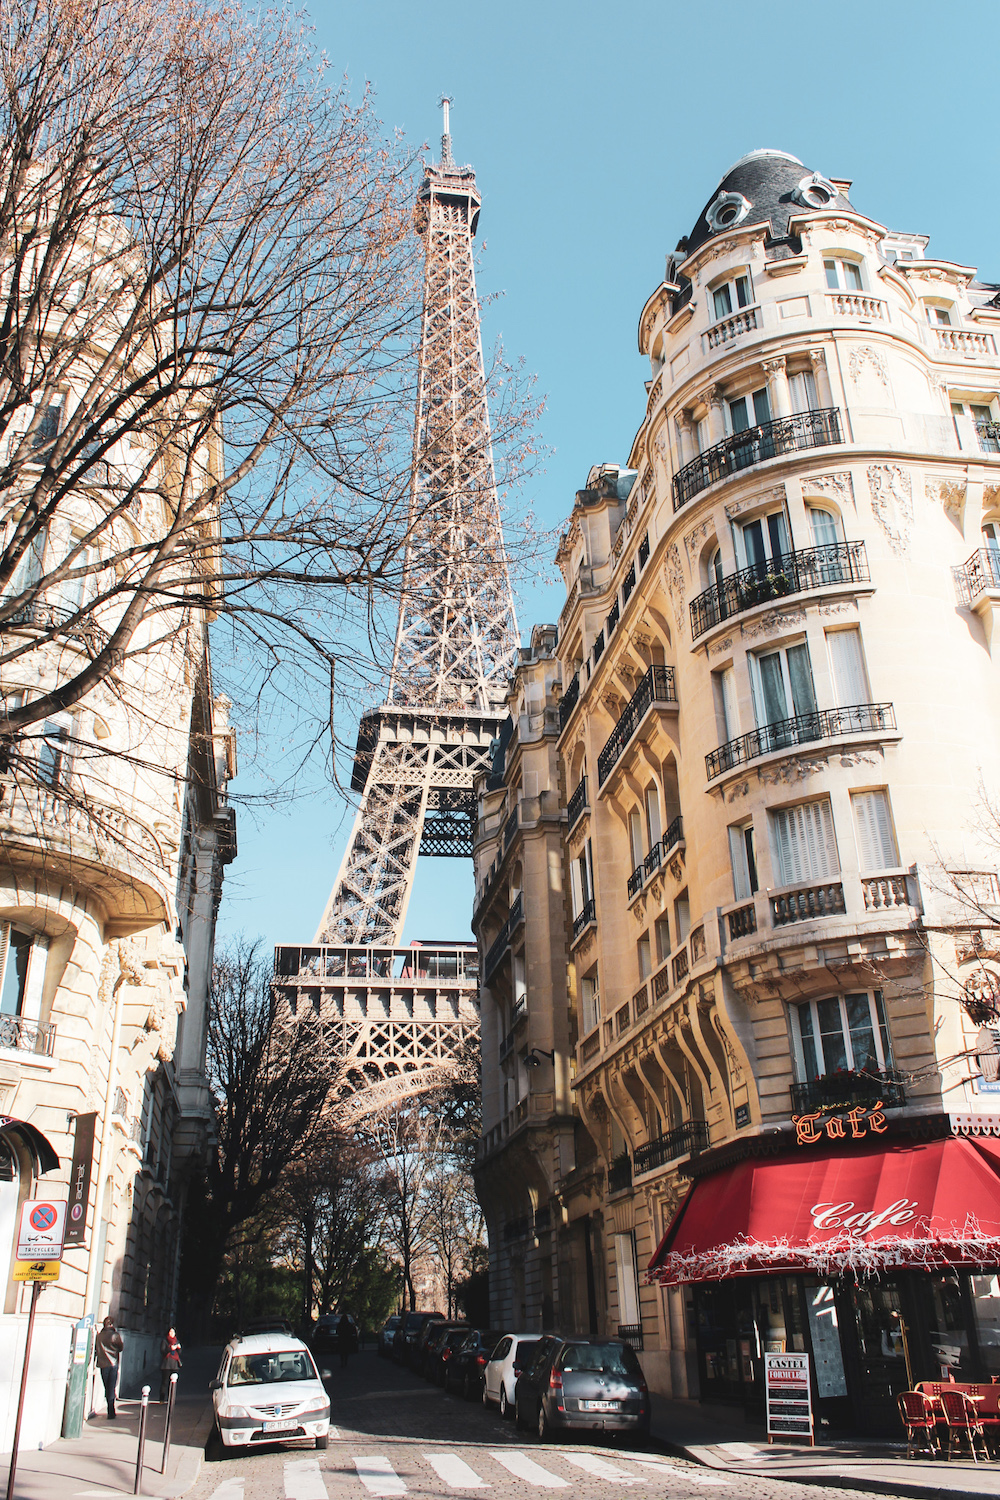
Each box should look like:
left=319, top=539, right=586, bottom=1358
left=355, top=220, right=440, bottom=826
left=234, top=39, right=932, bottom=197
left=184, top=1349, right=889, bottom=1500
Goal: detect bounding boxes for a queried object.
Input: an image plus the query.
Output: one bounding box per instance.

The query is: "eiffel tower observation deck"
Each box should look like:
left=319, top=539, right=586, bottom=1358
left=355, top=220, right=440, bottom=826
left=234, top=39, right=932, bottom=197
left=275, top=103, right=519, bottom=1116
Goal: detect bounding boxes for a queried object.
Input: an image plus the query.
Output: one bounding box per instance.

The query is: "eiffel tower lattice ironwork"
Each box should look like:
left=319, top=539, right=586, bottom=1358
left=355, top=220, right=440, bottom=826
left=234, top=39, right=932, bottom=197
left=315, top=101, right=519, bottom=950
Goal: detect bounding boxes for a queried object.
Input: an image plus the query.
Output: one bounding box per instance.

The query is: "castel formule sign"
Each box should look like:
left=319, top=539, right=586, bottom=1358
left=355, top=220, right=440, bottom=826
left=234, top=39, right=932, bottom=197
left=793, top=1100, right=888, bottom=1145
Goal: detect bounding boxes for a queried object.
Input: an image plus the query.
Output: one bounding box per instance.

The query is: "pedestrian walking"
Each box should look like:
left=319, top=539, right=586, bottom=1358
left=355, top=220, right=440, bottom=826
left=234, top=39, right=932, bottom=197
left=336, top=1314, right=353, bottom=1370
left=95, top=1315, right=124, bottom=1418
left=159, top=1326, right=182, bottom=1402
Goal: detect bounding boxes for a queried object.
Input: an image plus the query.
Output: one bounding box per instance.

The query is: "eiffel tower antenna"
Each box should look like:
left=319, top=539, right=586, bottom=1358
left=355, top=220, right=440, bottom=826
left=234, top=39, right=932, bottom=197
left=315, top=102, right=520, bottom=947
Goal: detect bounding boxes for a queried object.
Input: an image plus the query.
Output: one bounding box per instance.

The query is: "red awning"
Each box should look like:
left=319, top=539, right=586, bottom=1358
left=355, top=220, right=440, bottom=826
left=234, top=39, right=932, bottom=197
left=648, top=1135, right=1000, bottom=1286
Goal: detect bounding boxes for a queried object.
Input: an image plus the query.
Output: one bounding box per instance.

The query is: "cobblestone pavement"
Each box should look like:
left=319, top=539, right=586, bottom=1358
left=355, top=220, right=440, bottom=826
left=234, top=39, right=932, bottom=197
left=184, top=1351, right=889, bottom=1500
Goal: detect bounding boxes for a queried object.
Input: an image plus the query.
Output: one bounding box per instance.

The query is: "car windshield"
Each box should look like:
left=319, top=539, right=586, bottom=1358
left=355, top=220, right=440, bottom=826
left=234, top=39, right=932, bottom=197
left=559, top=1343, right=640, bottom=1375
left=228, top=1350, right=317, bottom=1386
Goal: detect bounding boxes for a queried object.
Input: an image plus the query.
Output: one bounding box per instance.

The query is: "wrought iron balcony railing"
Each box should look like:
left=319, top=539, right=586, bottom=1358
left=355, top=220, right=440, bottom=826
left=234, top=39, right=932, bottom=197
left=617, top=1323, right=644, bottom=1351
left=626, top=816, right=684, bottom=902
left=959, top=547, right=1000, bottom=601
left=558, top=671, right=580, bottom=730
left=673, top=408, right=843, bottom=511
left=483, top=891, right=524, bottom=981
left=608, top=1151, right=633, bottom=1194
left=0, top=1014, right=56, bottom=1056
left=571, top=897, right=596, bottom=943
left=2, top=598, right=109, bottom=652
left=689, top=541, right=869, bottom=639
left=706, top=702, right=896, bottom=780
left=790, top=1068, right=906, bottom=1115
left=977, top=420, right=1000, bottom=454
left=567, top=775, right=588, bottom=830
left=598, top=666, right=677, bottom=785
left=633, top=1120, right=710, bottom=1176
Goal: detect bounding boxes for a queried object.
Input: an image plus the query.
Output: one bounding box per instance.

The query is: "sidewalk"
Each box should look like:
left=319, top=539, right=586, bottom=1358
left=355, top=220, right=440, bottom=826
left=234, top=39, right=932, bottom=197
left=651, top=1393, right=1000, bottom=1500
left=0, top=1349, right=218, bottom=1500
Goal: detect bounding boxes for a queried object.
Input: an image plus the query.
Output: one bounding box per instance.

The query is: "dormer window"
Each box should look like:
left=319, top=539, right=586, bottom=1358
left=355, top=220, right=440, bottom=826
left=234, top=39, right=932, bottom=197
left=824, top=258, right=864, bottom=292
left=711, top=273, right=752, bottom=322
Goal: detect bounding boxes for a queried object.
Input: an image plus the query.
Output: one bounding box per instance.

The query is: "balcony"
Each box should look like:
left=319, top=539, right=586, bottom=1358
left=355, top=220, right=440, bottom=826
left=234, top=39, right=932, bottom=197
left=606, top=599, right=620, bottom=637
left=597, top=666, right=677, bottom=786
left=958, top=547, right=1000, bottom=605
left=0, top=1015, right=56, bottom=1057
left=705, top=304, right=759, bottom=350
left=933, top=327, right=996, bottom=359
left=862, top=870, right=912, bottom=911
left=826, top=292, right=887, bottom=322
left=626, top=816, right=684, bottom=902
left=483, top=891, right=524, bottom=982
left=726, top=901, right=757, bottom=941
left=790, top=1068, right=906, bottom=1114
left=2, top=598, right=110, bottom=653
left=673, top=408, right=843, bottom=511
left=977, top=420, right=1000, bottom=455
left=689, top=541, right=869, bottom=639
left=558, top=671, right=580, bottom=730
left=706, top=702, right=896, bottom=781
left=771, top=879, right=846, bottom=927
left=633, top=1120, right=710, bottom=1176
left=567, top=775, right=589, bottom=831
left=571, top=897, right=596, bottom=946
left=608, top=1151, right=633, bottom=1194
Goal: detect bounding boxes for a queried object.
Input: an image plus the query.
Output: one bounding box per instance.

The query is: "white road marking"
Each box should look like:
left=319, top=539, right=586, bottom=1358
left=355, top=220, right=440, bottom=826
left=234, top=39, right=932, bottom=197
left=560, top=1452, right=644, bottom=1483
left=423, top=1452, right=489, bottom=1488
left=285, top=1457, right=329, bottom=1500
left=488, top=1451, right=570, bottom=1488
left=202, top=1481, right=246, bottom=1500
left=632, top=1461, right=729, bottom=1487
left=353, top=1456, right=407, bottom=1496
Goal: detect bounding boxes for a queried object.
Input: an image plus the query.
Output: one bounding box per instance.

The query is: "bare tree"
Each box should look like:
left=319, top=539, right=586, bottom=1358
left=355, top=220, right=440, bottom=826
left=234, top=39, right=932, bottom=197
left=366, top=1102, right=443, bottom=1312
left=0, top=0, right=540, bottom=772
left=179, top=938, right=335, bottom=1325
left=425, top=1153, right=484, bottom=1319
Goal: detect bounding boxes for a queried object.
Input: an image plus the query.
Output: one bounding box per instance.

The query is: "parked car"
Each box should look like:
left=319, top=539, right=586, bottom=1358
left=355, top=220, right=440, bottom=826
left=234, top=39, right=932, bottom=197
left=412, top=1316, right=451, bottom=1374
left=426, top=1323, right=471, bottom=1384
left=378, top=1316, right=401, bottom=1358
left=483, top=1333, right=543, bottom=1418
left=311, top=1314, right=359, bottom=1356
left=514, top=1337, right=650, bottom=1442
left=393, top=1310, right=444, bottom=1365
left=241, top=1318, right=295, bottom=1337
left=210, top=1333, right=331, bottom=1451
left=446, top=1328, right=503, bottom=1399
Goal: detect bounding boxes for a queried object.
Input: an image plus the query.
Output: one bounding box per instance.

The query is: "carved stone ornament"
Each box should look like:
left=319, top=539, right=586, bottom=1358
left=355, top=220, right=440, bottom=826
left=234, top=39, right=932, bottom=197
left=632, top=895, right=647, bottom=923
left=964, top=969, right=1000, bottom=1025
left=725, top=781, right=751, bottom=803
left=849, top=345, right=889, bottom=388
left=804, top=471, right=855, bottom=511
left=761, top=356, right=787, bottom=378
left=663, top=543, right=686, bottom=631
left=927, top=478, right=967, bottom=518
left=668, top=856, right=684, bottom=881
left=758, top=755, right=831, bottom=786
left=985, top=485, right=1000, bottom=514
left=740, top=606, right=807, bottom=642
left=725, top=484, right=787, bottom=522
left=683, top=516, right=716, bottom=567
left=809, top=348, right=828, bottom=371
left=867, top=464, right=914, bottom=554
left=709, top=635, right=734, bottom=657
left=819, top=601, right=855, bottom=617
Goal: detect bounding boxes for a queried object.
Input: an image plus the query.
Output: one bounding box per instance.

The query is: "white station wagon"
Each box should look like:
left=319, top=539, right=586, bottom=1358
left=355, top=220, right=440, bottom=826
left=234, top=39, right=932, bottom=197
left=210, top=1333, right=331, bottom=1449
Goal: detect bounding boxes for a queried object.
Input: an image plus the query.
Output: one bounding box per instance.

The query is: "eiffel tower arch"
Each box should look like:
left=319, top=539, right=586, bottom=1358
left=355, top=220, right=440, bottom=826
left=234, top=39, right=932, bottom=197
left=276, top=103, right=518, bottom=1118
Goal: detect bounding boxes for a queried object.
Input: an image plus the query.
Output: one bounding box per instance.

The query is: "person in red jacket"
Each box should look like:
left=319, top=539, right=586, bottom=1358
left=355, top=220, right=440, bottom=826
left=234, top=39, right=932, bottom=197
left=159, top=1327, right=182, bottom=1402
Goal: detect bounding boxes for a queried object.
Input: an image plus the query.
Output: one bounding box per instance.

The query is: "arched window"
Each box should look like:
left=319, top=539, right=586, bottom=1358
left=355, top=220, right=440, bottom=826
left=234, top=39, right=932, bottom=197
left=808, top=507, right=841, bottom=546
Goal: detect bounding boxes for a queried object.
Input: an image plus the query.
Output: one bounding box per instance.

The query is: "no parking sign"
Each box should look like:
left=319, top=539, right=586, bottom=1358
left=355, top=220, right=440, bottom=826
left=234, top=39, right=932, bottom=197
left=16, top=1199, right=66, bottom=1261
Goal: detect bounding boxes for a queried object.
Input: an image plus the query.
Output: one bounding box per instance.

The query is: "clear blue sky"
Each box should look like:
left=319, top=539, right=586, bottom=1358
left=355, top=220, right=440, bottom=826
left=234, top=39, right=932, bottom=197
left=217, top=0, right=1000, bottom=957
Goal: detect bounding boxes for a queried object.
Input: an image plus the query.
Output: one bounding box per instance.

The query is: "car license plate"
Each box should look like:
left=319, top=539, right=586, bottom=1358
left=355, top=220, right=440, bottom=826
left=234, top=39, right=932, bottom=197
left=263, top=1419, right=298, bottom=1432
left=582, top=1399, right=618, bottom=1411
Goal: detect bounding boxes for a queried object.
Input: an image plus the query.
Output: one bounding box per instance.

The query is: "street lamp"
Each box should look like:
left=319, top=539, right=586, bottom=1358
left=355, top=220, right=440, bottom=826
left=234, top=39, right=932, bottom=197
left=524, top=1048, right=555, bottom=1068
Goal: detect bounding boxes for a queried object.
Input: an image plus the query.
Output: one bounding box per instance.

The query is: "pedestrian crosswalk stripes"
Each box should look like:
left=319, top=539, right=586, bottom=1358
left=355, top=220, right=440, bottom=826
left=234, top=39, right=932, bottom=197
left=201, top=1447, right=730, bottom=1500
left=423, top=1451, right=490, bottom=1488
left=353, top=1456, right=408, bottom=1496
left=487, top=1451, right=570, bottom=1488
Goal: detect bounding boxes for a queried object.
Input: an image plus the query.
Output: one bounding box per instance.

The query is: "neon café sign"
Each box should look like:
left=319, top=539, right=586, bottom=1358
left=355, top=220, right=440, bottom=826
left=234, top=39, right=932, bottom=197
left=792, top=1100, right=888, bottom=1146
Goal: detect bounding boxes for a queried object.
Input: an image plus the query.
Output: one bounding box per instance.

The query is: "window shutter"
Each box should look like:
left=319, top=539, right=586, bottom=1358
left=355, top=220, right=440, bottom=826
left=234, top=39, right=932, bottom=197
left=645, top=788, right=662, bottom=847
left=729, top=826, right=751, bottom=901
left=772, top=799, right=839, bottom=885
left=852, top=790, right=898, bottom=871
left=629, top=810, right=644, bottom=868
left=614, top=1232, right=641, bottom=1326
left=827, top=629, right=870, bottom=707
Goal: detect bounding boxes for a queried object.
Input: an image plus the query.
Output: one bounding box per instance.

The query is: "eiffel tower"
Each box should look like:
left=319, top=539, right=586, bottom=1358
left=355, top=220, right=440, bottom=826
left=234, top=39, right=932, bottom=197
left=275, top=104, right=518, bottom=1115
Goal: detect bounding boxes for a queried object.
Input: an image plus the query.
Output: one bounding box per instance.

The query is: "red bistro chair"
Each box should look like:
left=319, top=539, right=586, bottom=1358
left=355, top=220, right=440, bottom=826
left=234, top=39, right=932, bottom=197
left=897, top=1391, right=939, bottom=1459
left=939, top=1388, right=989, bottom=1463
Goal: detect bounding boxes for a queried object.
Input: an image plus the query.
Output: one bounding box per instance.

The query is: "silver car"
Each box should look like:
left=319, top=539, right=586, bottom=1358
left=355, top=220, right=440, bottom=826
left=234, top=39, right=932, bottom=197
left=482, top=1333, right=542, bottom=1419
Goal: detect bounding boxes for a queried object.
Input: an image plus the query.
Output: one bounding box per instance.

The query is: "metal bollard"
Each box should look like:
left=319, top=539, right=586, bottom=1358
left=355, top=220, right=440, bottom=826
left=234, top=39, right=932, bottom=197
left=160, top=1373, right=178, bottom=1475
left=134, top=1385, right=150, bottom=1494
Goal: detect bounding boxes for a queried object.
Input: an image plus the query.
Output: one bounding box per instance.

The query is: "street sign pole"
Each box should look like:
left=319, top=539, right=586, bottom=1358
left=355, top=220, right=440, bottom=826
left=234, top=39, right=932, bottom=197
left=6, top=1279, right=42, bottom=1500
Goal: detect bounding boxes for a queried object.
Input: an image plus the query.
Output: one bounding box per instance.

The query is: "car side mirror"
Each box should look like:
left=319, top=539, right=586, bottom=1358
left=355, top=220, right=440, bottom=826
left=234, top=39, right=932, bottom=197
left=209, top=1378, right=222, bottom=1392
left=320, top=1369, right=332, bottom=1381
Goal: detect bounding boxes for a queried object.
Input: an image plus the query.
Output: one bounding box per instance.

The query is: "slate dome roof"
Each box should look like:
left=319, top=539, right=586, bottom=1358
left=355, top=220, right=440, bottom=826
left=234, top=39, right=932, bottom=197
left=684, top=149, right=854, bottom=257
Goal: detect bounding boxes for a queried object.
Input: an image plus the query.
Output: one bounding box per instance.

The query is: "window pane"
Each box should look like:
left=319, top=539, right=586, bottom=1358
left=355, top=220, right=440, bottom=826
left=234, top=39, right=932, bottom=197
left=0, top=929, right=31, bottom=1017
left=816, top=996, right=849, bottom=1074
left=844, top=263, right=863, bottom=291
left=735, top=276, right=750, bottom=308
left=796, top=1004, right=819, bottom=1080
left=729, top=826, right=751, bottom=902
left=713, top=285, right=733, bottom=319
left=742, top=518, right=766, bottom=568
left=752, top=387, right=772, bottom=427
left=824, top=260, right=839, bottom=290
left=845, top=993, right=879, bottom=1072
left=809, top=507, right=839, bottom=546
left=786, top=643, right=817, bottom=718
left=758, top=651, right=789, bottom=725
left=729, top=397, right=750, bottom=433
left=826, top=628, right=869, bottom=707
left=874, top=989, right=893, bottom=1066
left=744, top=826, right=758, bottom=894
